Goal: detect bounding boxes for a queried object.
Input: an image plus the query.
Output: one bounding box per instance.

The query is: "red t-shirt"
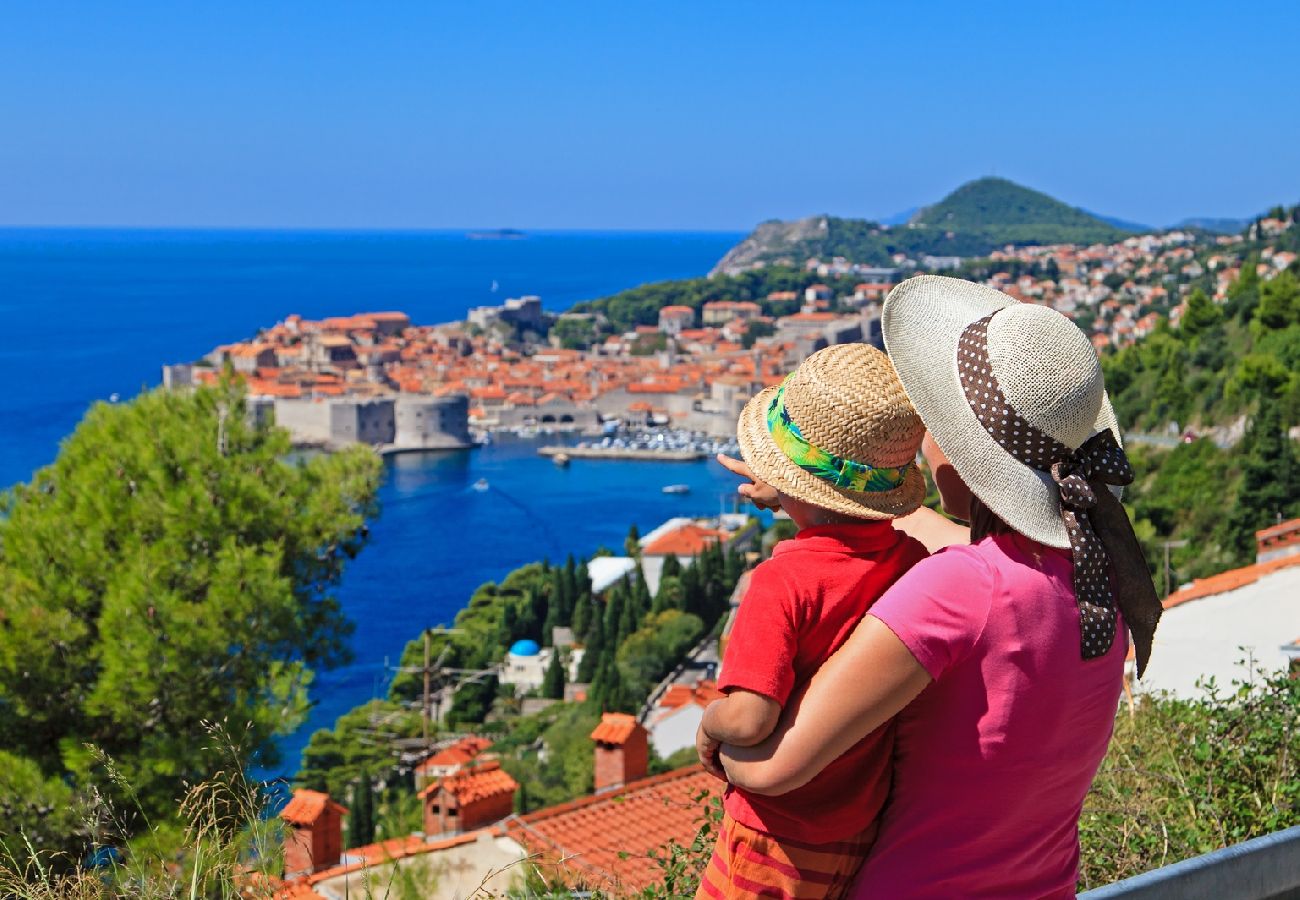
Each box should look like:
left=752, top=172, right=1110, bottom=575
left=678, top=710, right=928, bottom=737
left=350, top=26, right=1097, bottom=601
left=717, top=521, right=929, bottom=842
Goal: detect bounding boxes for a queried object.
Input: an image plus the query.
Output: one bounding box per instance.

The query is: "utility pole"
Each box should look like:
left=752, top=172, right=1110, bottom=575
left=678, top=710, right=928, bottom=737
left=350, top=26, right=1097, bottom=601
left=1161, top=539, right=1189, bottom=599
left=422, top=629, right=431, bottom=744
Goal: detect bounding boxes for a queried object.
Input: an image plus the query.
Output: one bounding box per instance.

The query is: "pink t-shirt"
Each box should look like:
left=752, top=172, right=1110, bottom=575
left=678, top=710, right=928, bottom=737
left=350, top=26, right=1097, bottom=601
left=853, top=531, right=1125, bottom=899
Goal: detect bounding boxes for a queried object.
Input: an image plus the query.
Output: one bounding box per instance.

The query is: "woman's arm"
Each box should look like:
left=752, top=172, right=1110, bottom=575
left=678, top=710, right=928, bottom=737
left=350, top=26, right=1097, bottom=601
left=719, top=615, right=932, bottom=795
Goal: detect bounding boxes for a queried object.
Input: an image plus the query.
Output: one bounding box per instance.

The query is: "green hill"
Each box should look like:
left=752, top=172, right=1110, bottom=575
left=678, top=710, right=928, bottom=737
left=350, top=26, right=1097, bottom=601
left=711, top=178, right=1134, bottom=274
left=910, top=177, right=1129, bottom=245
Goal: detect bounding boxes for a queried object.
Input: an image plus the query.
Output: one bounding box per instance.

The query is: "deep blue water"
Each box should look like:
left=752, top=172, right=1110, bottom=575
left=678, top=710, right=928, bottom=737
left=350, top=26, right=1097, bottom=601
left=0, top=228, right=744, bottom=772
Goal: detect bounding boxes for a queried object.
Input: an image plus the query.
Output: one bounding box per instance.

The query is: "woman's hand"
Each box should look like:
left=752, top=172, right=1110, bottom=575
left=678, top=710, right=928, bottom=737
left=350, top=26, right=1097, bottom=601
left=715, top=453, right=781, bottom=511
left=718, top=615, right=932, bottom=795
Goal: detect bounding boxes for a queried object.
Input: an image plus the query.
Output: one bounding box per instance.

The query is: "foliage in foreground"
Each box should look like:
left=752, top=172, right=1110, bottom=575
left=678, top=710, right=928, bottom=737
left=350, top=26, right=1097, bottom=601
left=1077, top=665, right=1299, bottom=890
left=0, top=666, right=1292, bottom=897
left=0, top=380, right=382, bottom=849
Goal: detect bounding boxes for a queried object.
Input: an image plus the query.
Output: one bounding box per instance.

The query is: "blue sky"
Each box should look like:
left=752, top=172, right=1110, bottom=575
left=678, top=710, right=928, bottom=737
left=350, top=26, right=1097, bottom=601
left=2, top=1, right=1297, bottom=230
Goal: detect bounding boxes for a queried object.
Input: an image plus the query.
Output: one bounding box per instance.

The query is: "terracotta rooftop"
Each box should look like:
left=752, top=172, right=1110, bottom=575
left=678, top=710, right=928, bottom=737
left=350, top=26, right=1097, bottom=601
left=641, top=523, right=725, bottom=557
left=414, top=736, right=493, bottom=774
left=589, top=712, right=643, bottom=746
left=506, top=764, right=722, bottom=893
left=418, top=759, right=518, bottom=803
left=658, top=680, right=725, bottom=710
left=279, top=790, right=347, bottom=827
left=1257, top=517, right=1300, bottom=542
left=1164, top=553, right=1300, bottom=609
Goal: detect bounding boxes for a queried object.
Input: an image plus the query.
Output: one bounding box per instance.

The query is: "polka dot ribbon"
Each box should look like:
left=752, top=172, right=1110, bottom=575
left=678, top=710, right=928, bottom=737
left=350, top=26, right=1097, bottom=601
left=957, top=313, right=1136, bottom=661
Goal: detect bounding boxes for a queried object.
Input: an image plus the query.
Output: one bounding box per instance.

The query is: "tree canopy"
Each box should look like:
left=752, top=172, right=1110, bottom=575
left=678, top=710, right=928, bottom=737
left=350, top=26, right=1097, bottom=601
left=0, top=380, right=382, bottom=825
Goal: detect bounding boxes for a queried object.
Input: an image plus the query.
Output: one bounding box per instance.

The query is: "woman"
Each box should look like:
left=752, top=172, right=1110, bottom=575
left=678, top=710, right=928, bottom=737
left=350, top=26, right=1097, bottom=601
left=712, top=275, right=1161, bottom=898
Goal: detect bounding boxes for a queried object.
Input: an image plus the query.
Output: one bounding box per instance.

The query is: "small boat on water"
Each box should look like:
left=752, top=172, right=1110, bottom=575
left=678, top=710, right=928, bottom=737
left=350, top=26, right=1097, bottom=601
left=472, top=478, right=490, bottom=492
left=553, top=453, right=571, bottom=467
left=662, top=484, right=690, bottom=495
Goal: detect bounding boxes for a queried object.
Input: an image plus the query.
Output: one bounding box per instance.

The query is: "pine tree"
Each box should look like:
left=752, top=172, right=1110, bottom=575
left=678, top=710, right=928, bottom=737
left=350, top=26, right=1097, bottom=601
left=625, top=523, right=641, bottom=557
left=0, top=379, right=382, bottom=818
left=542, top=651, right=566, bottom=700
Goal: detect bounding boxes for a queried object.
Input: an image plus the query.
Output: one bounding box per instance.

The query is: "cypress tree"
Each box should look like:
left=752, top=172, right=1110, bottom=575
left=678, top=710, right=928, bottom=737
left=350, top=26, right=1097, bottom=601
left=660, top=554, right=682, bottom=579
left=572, top=590, right=593, bottom=640
left=346, top=773, right=375, bottom=848
left=1228, top=399, right=1300, bottom=557
left=542, top=650, right=566, bottom=700
left=603, top=581, right=626, bottom=638
left=576, top=615, right=604, bottom=682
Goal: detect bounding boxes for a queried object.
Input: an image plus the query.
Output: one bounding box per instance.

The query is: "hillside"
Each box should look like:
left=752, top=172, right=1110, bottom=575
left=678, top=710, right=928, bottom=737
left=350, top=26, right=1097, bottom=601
left=910, top=177, right=1129, bottom=244
left=711, top=177, right=1133, bottom=274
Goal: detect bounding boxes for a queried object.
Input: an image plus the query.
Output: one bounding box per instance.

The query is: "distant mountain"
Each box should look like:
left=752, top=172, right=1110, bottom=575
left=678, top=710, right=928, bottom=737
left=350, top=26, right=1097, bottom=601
left=1174, top=216, right=1250, bottom=235
left=711, top=177, right=1133, bottom=275
left=880, top=206, right=919, bottom=226
left=909, top=178, right=1132, bottom=245
left=1085, top=210, right=1153, bottom=233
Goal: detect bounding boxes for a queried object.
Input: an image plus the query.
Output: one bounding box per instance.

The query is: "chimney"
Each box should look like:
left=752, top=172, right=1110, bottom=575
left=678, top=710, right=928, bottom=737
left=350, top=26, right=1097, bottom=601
left=1255, top=517, right=1300, bottom=564
left=280, top=789, right=347, bottom=878
left=590, top=712, right=649, bottom=793
left=418, top=758, right=518, bottom=836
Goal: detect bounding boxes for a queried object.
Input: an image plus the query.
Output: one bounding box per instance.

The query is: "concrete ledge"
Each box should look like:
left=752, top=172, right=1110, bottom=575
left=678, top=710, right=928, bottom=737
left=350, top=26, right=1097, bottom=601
left=1079, top=826, right=1300, bottom=900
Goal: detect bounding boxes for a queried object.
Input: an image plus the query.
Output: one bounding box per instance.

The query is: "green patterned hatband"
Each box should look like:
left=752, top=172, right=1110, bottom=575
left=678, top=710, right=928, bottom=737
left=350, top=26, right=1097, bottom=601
left=766, top=381, right=912, bottom=493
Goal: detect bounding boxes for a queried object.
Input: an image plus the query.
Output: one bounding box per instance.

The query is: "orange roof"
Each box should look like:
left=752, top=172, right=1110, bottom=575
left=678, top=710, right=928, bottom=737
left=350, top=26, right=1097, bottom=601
left=280, top=790, right=347, bottom=826
left=1164, top=553, right=1300, bottom=609
left=589, top=712, right=643, bottom=746
left=660, top=305, right=694, bottom=315
left=418, top=759, right=518, bottom=803
left=415, top=736, right=493, bottom=774
left=507, top=765, right=722, bottom=893
left=658, top=680, right=724, bottom=710
left=641, top=523, right=724, bottom=557
left=1256, top=517, right=1300, bottom=542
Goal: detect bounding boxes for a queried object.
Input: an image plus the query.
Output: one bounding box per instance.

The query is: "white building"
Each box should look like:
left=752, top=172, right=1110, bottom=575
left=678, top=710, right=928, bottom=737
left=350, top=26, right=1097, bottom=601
left=1138, top=559, right=1300, bottom=699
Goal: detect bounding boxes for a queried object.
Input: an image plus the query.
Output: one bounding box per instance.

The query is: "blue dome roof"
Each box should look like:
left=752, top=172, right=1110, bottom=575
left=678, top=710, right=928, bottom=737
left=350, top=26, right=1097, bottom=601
left=509, top=639, right=541, bottom=657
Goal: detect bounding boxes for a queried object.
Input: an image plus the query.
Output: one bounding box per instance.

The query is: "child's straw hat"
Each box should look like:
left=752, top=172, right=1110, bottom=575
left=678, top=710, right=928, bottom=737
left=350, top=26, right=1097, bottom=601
left=737, top=343, right=925, bottom=520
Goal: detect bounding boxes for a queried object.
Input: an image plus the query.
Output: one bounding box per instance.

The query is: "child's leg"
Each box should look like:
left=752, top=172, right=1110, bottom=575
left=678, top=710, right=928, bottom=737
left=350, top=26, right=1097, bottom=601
left=696, top=814, right=878, bottom=899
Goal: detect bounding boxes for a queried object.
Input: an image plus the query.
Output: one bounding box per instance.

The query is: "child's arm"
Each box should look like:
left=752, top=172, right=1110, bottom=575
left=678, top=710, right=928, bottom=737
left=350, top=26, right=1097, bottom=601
left=702, top=689, right=782, bottom=747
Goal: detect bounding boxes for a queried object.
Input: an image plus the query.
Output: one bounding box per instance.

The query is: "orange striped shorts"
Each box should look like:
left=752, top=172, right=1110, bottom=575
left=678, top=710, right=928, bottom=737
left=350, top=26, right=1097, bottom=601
left=695, top=813, right=878, bottom=899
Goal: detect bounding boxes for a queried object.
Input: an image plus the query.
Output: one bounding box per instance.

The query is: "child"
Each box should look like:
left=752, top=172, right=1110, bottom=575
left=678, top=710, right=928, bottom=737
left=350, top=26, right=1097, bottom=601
left=696, top=343, right=929, bottom=899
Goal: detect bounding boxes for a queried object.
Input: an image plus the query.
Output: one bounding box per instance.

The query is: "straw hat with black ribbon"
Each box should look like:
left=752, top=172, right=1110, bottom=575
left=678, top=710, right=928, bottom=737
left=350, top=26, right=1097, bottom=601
left=737, top=343, right=926, bottom=521
left=882, top=274, right=1162, bottom=675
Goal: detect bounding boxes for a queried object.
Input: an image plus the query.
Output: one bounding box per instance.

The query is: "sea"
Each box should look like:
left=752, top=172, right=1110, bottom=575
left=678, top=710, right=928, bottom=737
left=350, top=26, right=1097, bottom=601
left=0, top=228, right=746, bottom=773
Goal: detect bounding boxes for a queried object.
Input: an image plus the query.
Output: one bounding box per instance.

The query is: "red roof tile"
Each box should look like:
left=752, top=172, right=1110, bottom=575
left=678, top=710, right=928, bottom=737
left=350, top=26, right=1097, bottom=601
left=418, top=759, right=518, bottom=803
left=589, top=712, right=643, bottom=745
left=507, top=765, right=722, bottom=893
left=415, top=736, right=493, bottom=774
left=279, top=790, right=347, bottom=826
left=641, top=524, right=724, bottom=557
left=1163, top=553, right=1300, bottom=608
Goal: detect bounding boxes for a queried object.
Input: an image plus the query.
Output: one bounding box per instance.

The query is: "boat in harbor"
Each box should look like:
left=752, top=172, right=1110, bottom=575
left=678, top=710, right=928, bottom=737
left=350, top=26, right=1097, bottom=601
left=472, top=478, right=490, bottom=491
left=662, top=484, right=690, bottom=495
left=553, top=452, right=571, bottom=467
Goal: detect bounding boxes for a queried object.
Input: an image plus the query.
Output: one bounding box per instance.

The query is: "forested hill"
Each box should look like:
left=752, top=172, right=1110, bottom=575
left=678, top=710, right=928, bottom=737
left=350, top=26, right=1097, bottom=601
left=1106, top=206, right=1299, bottom=583
left=711, top=177, right=1132, bottom=274
left=910, top=177, right=1131, bottom=245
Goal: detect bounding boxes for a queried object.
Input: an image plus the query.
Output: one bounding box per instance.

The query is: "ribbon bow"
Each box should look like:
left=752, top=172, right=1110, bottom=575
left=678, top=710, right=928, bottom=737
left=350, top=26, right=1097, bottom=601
left=1051, top=430, right=1134, bottom=510
left=956, top=313, right=1162, bottom=674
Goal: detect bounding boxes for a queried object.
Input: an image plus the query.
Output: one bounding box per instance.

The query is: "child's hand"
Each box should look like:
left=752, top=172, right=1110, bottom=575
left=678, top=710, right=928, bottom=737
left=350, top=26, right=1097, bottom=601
left=696, top=721, right=727, bottom=781
left=715, top=454, right=781, bottom=511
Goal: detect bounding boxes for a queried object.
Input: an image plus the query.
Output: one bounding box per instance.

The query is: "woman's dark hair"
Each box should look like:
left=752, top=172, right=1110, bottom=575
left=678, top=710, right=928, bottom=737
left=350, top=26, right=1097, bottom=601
left=969, top=494, right=1014, bottom=542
